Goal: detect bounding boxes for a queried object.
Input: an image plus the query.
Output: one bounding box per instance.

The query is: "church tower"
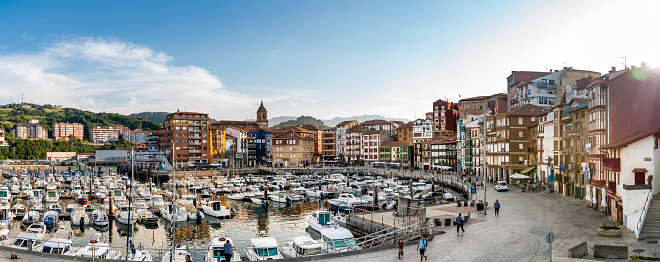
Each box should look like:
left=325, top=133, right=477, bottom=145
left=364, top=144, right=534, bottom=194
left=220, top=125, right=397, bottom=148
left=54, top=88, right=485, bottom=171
left=256, top=101, right=268, bottom=129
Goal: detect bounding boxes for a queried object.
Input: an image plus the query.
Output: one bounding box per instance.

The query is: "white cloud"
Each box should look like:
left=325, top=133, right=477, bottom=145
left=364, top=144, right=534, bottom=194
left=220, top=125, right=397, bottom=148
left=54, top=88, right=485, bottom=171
left=0, top=37, right=315, bottom=120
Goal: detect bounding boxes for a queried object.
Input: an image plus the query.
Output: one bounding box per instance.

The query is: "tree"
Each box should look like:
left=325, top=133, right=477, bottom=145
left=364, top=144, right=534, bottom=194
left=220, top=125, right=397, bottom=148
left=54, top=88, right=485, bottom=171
left=68, top=135, right=78, bottom=142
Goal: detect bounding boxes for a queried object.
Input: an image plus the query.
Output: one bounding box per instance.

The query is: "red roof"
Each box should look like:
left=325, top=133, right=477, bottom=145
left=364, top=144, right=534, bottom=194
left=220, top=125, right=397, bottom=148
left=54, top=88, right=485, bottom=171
left=506, top=104, right=549, bottom=117
left=601, top=127, right=660, bottom=149
left=381, top=141, right=411, bottom=147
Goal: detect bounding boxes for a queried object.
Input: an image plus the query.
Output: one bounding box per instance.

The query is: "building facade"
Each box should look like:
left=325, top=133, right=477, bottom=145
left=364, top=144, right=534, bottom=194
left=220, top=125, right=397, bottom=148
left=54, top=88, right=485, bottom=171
left=272, top=127, right=315, bottom=167
left=90, top=126, right=120, bottom=144
left=335, top=120, right=358, bottom=163
left=431, top=99, right=459, bottom=137
left=53, top=122, right=84, bottom=141
left=159, top=111, right=210, bottom=168
left=13, top=119, right=48, bottom=140
left=321, top=128, right=336, bottom=162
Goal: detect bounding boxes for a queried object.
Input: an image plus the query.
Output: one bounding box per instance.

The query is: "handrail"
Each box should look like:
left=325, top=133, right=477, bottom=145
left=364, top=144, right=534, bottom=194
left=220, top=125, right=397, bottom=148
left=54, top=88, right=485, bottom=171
left=636, top=189, right=653, bottom=238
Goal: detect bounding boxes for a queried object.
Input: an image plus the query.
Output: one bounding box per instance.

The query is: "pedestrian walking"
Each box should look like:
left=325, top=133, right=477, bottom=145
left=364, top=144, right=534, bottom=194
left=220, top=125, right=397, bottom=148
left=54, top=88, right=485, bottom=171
left=223, top=239, right=233, bottom=262
left=456, top=213, right=465, bottom=234
left=416, top=234, right=428, bottom=261
left=494, top=199, right=500, bottom=215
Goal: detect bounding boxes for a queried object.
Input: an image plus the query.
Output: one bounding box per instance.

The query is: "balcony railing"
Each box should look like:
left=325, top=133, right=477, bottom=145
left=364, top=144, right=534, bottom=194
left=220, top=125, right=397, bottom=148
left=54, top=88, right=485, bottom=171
left=603, top=158, right=621, bottom=170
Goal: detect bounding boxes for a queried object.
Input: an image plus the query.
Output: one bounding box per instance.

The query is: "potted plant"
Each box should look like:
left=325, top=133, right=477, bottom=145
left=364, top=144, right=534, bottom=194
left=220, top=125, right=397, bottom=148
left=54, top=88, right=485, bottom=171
left=597, top=219, right=623, bottom=237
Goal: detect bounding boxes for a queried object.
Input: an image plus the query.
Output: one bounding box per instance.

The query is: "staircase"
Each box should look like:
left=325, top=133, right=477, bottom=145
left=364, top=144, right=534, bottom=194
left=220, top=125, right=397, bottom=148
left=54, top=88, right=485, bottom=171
left=640, top=196, right=660, bottom=238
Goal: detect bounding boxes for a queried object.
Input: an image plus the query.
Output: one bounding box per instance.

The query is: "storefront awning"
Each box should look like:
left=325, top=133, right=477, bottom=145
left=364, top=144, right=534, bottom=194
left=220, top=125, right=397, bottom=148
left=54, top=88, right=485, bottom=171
left=520, top=166, right=536, bottom=174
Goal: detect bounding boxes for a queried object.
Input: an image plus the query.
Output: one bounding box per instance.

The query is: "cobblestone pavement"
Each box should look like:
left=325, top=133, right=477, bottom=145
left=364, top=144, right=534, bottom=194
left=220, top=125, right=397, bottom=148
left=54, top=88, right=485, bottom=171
left=315, top=182, right=659, bottom=262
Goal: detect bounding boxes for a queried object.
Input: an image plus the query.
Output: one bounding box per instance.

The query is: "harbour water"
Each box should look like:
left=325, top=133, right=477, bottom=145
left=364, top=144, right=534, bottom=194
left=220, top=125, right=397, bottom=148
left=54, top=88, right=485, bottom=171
left=7, top=196, right=328, bottom=260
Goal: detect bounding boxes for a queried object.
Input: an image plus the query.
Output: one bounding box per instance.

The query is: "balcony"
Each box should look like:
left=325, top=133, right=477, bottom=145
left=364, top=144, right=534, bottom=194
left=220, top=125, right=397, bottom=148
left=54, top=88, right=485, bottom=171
left=603, top=158, right=621, bottom=170
left=608, top=181, right=616, bottom=193
left=189, top=150, right=202, bottom=153
left=190, top=128, right=201, bottom=133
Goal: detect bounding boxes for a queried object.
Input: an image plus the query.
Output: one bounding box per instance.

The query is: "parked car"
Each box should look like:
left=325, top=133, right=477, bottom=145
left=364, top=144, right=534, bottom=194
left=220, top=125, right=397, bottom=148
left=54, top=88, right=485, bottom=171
left=495, top=181, right=509, bottom=191
left=443, top=192, right=455, bottom=201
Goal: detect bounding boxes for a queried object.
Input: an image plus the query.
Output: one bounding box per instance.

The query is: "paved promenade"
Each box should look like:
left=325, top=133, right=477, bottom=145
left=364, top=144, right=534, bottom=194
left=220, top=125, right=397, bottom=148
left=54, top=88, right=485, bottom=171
left=319, top=182, right=658, bottom=262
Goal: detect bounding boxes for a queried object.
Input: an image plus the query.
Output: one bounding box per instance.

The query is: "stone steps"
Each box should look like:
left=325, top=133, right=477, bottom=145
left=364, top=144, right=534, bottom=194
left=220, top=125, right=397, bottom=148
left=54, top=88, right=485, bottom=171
left=640, top=197, right=660, bottom=238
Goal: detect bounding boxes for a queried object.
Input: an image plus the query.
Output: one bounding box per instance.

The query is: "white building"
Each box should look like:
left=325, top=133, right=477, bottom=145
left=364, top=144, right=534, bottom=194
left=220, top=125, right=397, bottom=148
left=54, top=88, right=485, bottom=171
left=335, top=120, right=357, bottom=163
left=412, top=119, right=433, bottom=143
left=511, top=71, right=562, bottom=110
left=537, top=111, right=554, bottom=183
left=90, top=127, right=120, bottom=144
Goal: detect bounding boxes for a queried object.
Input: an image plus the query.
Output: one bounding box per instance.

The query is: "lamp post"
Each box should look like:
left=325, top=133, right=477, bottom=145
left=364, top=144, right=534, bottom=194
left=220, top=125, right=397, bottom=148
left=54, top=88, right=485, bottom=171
left=482, top=107, right=492, bottom=215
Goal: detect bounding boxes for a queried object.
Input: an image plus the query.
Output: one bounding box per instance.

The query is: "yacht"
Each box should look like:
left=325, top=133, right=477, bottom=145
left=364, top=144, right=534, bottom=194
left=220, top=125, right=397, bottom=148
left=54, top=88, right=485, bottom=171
left=201, top=201, right=233, bottom=218
left=269, top=192, right=289, bottom=203
left=21, top=210, right=40, bottom=226
left=305, top=210, right=334, bottom=233
left=136, top=208, right=158, bottom=226
left=11, top=203, right=26, bottom=214
left=320, top=225, right=359, bottom=253
left=45, top=190, right=59, bottom=203
left=76, top=233, right=122, bottom=259
left=11, top=231, right=44, bottom=251
left=42, top=238, right=76, bottom=255
left=43, top=210, right=59, bottom=227
left=204, top=235, right=241, bottom=262
left=149, top=194, right=166, bottom=210
left=92, top=209, right=109, bottom=227
left=327, top=193, right=368, bottom=208
left=226, top=193, right=244, bottom=201
left=280, top=236, right=324, bottom=258
left=0, top=202, right=12, bottom=226
left=115, top=203, right=138, bottom=225
left=159, top=203, right=187, bottom=222
left=71, top=208, right=91, bottom=226
left=244, top=233, right=283, bottom=261
left=0, top=186, right=11, bottom=202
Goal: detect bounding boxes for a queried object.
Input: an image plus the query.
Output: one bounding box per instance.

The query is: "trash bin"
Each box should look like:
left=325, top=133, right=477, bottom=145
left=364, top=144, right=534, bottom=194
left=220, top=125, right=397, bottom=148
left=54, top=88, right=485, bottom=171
left=464, top=200, right=468, bottom=206
left=457, top=200, right=462, bottom=207
left=445, top=218, right=452, bottom=226
left=470, top=200, right=475, bottom=207
left=476, top=203, right=484, bottom=211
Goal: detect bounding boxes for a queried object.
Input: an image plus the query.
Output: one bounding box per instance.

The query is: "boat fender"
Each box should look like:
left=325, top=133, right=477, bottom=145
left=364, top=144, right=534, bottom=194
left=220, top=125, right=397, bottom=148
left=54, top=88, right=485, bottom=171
left=68, top=231, right=73, bottom=239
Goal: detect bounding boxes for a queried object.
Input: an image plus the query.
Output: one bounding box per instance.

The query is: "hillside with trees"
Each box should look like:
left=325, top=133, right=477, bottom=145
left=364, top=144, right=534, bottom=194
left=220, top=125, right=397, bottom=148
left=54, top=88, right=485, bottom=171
left=130, top=111, right=218, bottom=124
left=0, top=103, right=162, bottom=139
left=0, top=138, right=136, bottom=160
left=272, top=115, right=329, bottom=129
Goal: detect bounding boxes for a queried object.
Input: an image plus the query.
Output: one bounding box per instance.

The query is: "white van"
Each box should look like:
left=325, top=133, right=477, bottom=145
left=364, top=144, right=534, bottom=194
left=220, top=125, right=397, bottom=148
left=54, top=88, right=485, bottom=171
left=495, top=181, right=508, bottom=191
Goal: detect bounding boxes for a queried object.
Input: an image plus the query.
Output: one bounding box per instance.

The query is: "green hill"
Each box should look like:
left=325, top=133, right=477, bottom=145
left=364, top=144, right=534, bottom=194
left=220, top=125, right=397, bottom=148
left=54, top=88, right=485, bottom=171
left=130, top=111, right=218, bottom=125
left=0, top=103, right=162, bottom=139
left=272, top=115, right=328, bottom=129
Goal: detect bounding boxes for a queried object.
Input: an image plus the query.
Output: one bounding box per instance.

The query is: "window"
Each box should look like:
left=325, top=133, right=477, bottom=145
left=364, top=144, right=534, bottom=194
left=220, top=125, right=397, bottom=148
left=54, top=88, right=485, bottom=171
left=518, top=117, right=523, bottom=125
left=519, top=131, right=523, bottom=137
left=519, top=144, right=523, bottom=150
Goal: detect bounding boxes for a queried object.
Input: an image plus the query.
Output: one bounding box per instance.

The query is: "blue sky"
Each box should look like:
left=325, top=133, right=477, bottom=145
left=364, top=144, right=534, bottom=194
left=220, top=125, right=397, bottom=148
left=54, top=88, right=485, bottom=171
left=1, top=0, right=658, bottom=120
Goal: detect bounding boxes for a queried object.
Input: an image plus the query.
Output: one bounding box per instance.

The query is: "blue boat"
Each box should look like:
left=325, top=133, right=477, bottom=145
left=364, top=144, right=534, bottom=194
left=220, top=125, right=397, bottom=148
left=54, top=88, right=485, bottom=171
left=43, top=211, right=58, bottom=227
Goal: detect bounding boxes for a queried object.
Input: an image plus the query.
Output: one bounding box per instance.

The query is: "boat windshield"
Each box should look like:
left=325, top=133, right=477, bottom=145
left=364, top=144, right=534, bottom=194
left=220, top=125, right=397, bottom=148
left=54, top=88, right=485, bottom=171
left=0, top=191, right=6, bottom=197
left=255, top=248, right=278, bottom=256
left=332, top=238, right=355, bottom=247
left=301, top=247, right=321, bottom=255
left=213, top=247, right=226, bottom=257
left=43, top=246, right=69, bottom=254
left=12, top=239, right=27, bottom=248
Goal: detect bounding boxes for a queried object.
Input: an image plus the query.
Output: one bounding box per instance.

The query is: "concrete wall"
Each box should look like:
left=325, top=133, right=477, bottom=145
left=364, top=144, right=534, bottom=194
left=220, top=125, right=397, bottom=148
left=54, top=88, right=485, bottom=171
left=95, top=150, right=127, bottom=162
left=623, top=187, right=651, bottom=232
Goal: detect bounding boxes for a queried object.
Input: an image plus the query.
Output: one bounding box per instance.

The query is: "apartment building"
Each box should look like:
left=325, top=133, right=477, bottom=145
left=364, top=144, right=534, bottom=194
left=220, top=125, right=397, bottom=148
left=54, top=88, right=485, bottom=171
left=430, top=136, right=458, bottom=171
left=52, top=122, right=84, bottom=141
left=412, top=119, right=433, bottom=143
left=128, top=130, right=151, bottom=144
left=208, top=126, right=227, bottom=165
left=431, top=99, right=459, bottom=137
left=159, top=111, right=210, bottom=168
left=335, top=120, right=358, bottom=163
left=12, top=119, right=48, bottom=140
left=396, top=123, right=414, bottom=144
left=301, top=125, right=322, bottom=163
left=226, top=127, right=251, bottom=168
left=379, top=141, right=413, bottom=165
left=485, top=104, right=549, bottom=182
left=321, top=128, right=336, bottom=162
left=90, top=126, right=120, bottom=144
left=346, top=125, right=362, bottom=165
left=248, top=128, right=274, bottom=166
left=362, top=130, right=390, bottom=165
left=272, top=126, right=315, bottom=167
left=536, top=111, right=554, bottom=184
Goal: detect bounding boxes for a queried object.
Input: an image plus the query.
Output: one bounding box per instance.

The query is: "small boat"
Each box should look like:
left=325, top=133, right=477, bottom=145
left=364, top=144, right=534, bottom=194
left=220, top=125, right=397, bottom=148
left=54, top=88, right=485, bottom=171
left=205, top=235, right=241, bottom=262
left=43, top=210, right=59, bottom=227
left=66, top=203, right=79, bottom=213
left=244, top=233, right=283, bottom=261
left=0, top=202, right=13, bottom=225
left=42, top=238, right=76, bottom=255
left=280, top=236, right=324, bottom=258
left=45, top=190, right=59, bottom=203
left=22, top=210, right=40, bottom=226
left=159, top=203, right=186, bottom=222
left=0, top=220, right=9, bottom=236
left=11, top=203, right=27, bottom=214
left=201, top=201, right=233, bottom=218
left=122, top=243, right=153, bottom=261
left=226, top=193, right=244, bottom=201
left=11, top=231, right=44, bottom=251
left=48, top=204, right=62, bottom=213
left=76, top=233, right=122, bottom=259
left=250, top=198, right=265, bottom=205
left=115, top=203, right=138, bottom=225
left=136, top=209, right=158, bottom=225
left=269, top=192, right=289, bottom=203
left=30, top=204, right=44, bottom=213
left=25, top=222, right=47, bottom=235
left=320, top=224, right=359, bottom=253
left=77, top=193, right=89, bottom=204
left=71, top=208, right=91, bottom=226
left=92, top=209, right=109, bottom=227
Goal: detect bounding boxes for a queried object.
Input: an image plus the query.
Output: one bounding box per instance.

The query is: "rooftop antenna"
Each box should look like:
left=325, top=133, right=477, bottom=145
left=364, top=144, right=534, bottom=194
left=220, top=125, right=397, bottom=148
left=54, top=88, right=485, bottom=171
left=618, top=57, right=627, bottom=69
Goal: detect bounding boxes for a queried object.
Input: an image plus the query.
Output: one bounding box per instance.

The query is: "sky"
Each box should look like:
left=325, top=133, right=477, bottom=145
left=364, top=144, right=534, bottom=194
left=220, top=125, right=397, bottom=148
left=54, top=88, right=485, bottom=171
left=1, top=0, right=659, bottom=121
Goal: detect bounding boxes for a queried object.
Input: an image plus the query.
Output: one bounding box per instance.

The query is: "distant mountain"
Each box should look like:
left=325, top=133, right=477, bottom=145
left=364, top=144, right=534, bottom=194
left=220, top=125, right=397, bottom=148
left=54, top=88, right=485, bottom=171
left=322, top=115, right=411, bottom=127
left=269, top=116, right=297, bottom=126
left=131, top=111, right=218, bottom=124
left=272, top=116, right=329, bottom=129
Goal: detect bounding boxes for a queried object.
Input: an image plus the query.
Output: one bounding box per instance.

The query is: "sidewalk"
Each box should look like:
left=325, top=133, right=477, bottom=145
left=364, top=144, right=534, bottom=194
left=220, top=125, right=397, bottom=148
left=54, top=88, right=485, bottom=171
left=314, top=182, right=658, bottom=261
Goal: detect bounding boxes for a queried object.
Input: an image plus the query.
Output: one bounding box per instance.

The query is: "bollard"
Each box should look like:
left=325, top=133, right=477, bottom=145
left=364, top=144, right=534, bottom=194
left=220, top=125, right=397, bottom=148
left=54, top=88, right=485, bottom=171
left=10, top=252, right=17, bottom=259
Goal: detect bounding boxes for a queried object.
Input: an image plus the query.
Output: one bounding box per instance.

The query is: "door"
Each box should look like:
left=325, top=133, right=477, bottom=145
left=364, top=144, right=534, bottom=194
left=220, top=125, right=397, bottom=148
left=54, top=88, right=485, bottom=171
left=635, top=172, right=645, bottom=185
left=617, top=204, right=623, bottom=223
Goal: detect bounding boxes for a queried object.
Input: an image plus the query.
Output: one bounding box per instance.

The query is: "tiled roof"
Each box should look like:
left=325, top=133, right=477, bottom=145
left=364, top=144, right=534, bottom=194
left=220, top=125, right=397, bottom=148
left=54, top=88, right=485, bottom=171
left=347, top=125, right=363, bottom=133
left=507, top=104, right=549, bottom=117
left=601, top=127, right=660, bottom=149
left=361, top=119, right=392, bottom=125
left=381, top=141, right=411, bottom=147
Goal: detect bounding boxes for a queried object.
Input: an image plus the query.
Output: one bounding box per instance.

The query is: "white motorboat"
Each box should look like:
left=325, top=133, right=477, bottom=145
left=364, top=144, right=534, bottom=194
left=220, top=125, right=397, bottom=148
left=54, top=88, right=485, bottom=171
left=122, top=244, right=153, bottom=261
left=288, top=194, right=303, bottom=202
left=48, top=204, right=62, bottom=213
left=42, top=238, right=76, bottom=255
left=269, top=192, right=289, bottom=203
left=176, top=194, right=195, bottom=206
left=201, top=201, right=233, bottom=218
left=305, top=210, right=334, bottom=233
left=320, top=224, right=359, bottom=253
left=159, top=204, right=186, bottom=222
left=71, top=208, right=91, bottom=226
left=43, top=210, right=59, bottom=227
left=0, top=220, right=9, bottom=236
left=327, top=193, right=368, bottom=208
left=136, top=208, right=159, bottom=225
left=161, top=244, right=191, bottom=262
left=30, top=204, right=44, bottom=213
left=280, top=236, right=324, bottom=258
left=76, top=233, right=121, bottom=259
left=244, top=233, right=283, bottom=261
left=25, top=222, right=46, bottom=236
left=66, top=203, right=79, bottom=213
left=91, top=209, right=109, bottom=227
left=0, top=202, right=12, bottom=226
left=250, top=198, right=266, bottom=205
left=115, top=203, right=138, bottom=225
left=149, top=194, right=165, bottom=210
left=11, top=231, right=44, bottom=251
left=11, top=203, right=26, bottom=214
left=45, top=190, right=59, bottom=203
left=21, top=210, right=40, bottom=226
left=112, top=189, right=126, bottom=202
left=204, top=235, right=241, bottom=262
left=332, top=214, right=347, bottom=227
left=226, top=193, right=244, bottom=201
left=0, top=186, right=11, bottom=202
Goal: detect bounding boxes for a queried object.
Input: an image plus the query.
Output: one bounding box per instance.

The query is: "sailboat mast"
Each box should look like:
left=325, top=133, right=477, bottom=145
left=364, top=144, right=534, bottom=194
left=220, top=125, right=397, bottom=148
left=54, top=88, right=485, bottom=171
left=170, top=140, right=176, bottom=262
left=126, top=148, right=134, bottom=250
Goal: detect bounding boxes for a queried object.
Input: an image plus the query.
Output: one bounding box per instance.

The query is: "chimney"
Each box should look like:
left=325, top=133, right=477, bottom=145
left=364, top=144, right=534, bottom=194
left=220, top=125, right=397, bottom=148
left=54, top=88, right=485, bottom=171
left=609, top=66, right=616, bottom=73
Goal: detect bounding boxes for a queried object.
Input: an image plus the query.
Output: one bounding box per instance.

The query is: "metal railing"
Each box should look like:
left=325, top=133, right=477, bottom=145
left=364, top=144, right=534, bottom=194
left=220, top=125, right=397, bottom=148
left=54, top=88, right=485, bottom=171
left=636, top=189, right=654, bottom=238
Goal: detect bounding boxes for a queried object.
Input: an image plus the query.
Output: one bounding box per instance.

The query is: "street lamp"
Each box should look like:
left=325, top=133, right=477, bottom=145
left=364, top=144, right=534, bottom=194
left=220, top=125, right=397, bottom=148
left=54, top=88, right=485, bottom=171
left=482, top=107, right=492, bottom=215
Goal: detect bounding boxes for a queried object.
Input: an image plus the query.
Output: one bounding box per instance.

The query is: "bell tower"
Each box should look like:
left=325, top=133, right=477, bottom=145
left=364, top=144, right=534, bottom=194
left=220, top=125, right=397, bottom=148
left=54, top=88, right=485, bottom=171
left=256, top=101, right=268, bottom=129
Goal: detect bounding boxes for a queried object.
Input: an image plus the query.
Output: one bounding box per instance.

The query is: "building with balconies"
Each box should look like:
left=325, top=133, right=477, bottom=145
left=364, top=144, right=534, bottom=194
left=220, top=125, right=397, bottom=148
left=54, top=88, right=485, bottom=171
left=412, top=118, right=433, bottom=143
left=53, top=122, right=84, bottom=141
left=362, top=130, right=390, bottom=165
left=335, top=120, right=358, bottom=163
left=13, top=119, right=48, bottom=140
left=379, top=141, right=412, bottom=165
left=158, top=110, right=210, bottom=169
left=321, top=128, right=336, bottom=162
